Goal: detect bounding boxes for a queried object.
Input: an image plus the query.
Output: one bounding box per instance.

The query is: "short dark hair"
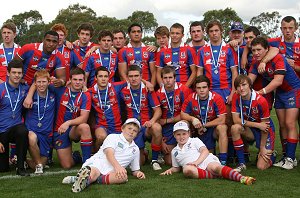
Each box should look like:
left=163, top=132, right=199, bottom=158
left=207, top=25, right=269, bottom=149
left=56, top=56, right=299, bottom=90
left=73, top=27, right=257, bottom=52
left=195, top=75, right=210, bottom=88
left=282, top=16, right=298, bottom=28
left=8, top=59, right=23, bottom=72
left=206, top=20, right=223, bottom=34
left=154, top=26, right=169, bottom=38
left=189, top=21, right=204, bottom=32
left=251, top=37, right=269, bottom=49
left=1, top=22, right=17, bottom=33
left=234, top=74, right=252, bottom=90
left=127, top=65, right=141, bottom=75
left=161, top=66, right=176, bottom=78
left=170, top=23, right=184, bottom=34
left=112, top=29, right=126, bottom=38
left=128, top=23, right=143, bottom=34
left=44, top=30, right=59, bottom=39
left=244, top=26, right=260, bottom=37
left=77, top=23, right=94, bottom=37
left=70, top=67, right=85, bottom=79
left=95, top=66, right=109, bottom=76
left=98, top=30, right=113, bottom=41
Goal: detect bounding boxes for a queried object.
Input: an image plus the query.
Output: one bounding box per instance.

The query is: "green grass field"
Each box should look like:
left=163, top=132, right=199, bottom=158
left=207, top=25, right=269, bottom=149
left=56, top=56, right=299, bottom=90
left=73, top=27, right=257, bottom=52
left=1, top=111, right=300, bottom=198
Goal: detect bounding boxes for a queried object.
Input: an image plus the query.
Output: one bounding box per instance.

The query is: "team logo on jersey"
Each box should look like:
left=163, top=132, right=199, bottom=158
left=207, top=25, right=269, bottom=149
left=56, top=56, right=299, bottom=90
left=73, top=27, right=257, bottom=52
left=161, top=99, right=167, bottom=104
left=173, top=52, right=178, bottom=56
left=49, top=61, right=54, bottom=68
left=252, top=107, right=258, bottom=114
left=204, top=52, right=210, bottom=57
left=93, top=94, right=98, bottom=98
left=64, top=52, right=69, bottom=58
left=124, top=95, right=130, bottom=100
left=279, top=45, right=285, bottom=51
left=128, top=52, right=133, bottom=57
left=220, top=51, right=226, bottom=57
left=135, top=50, right=141, bottom=55
left=175, top=95, right=180, bottom=102
left=143, top=52, right=148, bottom=58
left=208, top=106, right=213, bottom=113
left=180, top=52, right=186, bottom=58
left=109, top=91, right=114, bottom=96
left=295, top=47, right=300, bottom=54
left=96, top=59, right=101, bottom=64
left=165, top=54, right=170, bottom=59
left=288, top=97, right=295, bottom=106
left=193, top=106, right=199, bottom=111
left=0, top=54, right=5, bottom=58
left=33, top=56, right=39, bottom=62
left=132, top=148, right=136, bottom=154
left=55, top=140, right=63, bottom=147
left=111, top=58, right=115, bottom=65
left=141, top=94, right=146, bottom=101
left=174, top=151, right=178, bottom=157
left=50, top=96, right=55, bottom=102
left=205, top=59, right=212, bottom=65
left=117, top=142, right=124, bottom=149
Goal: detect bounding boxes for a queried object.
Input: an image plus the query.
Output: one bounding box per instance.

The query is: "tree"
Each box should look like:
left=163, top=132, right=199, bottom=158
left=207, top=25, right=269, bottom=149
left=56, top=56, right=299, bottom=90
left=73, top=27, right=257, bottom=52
left=127, top=11, right=158, bottom=36
left=250, top=11, right=281, bottom=38
left=6, top=10, right=44, bottom=45
left=50, top=3, right=98, bottom=41
left=201, top=7, right=243, bottom=40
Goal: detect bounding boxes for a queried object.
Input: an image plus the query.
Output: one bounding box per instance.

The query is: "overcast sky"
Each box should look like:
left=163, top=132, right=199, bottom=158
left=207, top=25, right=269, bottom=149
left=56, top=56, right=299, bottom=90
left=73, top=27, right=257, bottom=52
left=1, top=0, right=300, bottom=34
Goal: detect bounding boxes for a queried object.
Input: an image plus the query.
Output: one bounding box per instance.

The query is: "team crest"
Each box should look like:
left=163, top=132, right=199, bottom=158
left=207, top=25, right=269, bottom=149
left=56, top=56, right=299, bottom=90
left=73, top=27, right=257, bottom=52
left=193, top=106, right=199, bottom=111
left=96, top=59, right=101, bottom=64
left=141, top=94, right=146, bottom=101
left=175, top=95, right=180, bottom=102
left=109, top=91, right=115, bottom=96
left=173, top=51, right=178, bottom=56
left=128, top=52, right=133, bottom=57
left=143, top=52, right=148, bottom=58
left=279, top=45, right=285, bottom=51
left=111, top=58, right=115, bottom=65
left=33, top=56, right=39, bottom=62
left=220, top=51, right=226, bottom=57
left=204, top=52, right=210, bottom=57
left=55, top=140, right=62, bottom=147
left=295, top=47, right=300, bottom=54
left=64, top=52, right=69, bottom=58
left=124, top=95, right=130, bottom=100
left=174, top=151, right=178, bottom=157
left=288, top=97, right=295, bottom=106
left=165, top=54, right=170, bottom=59
left=49, top=61, right=54, bottom=67
left=180, top=52, right=186, bottom=58
left=135, top=50, right=141, bottom=54
left=132, top=148, right=136, bottom=154
left=252, top=107, right=258, bottom=114
left=93, top=94, right=98, bottom=98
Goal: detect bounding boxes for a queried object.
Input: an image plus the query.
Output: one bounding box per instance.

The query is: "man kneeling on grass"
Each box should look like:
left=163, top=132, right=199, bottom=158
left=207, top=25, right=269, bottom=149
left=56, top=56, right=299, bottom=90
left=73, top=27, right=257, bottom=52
left=160, top=120, right=256, bottom=185
left=62, top=118, right=146, bottom=193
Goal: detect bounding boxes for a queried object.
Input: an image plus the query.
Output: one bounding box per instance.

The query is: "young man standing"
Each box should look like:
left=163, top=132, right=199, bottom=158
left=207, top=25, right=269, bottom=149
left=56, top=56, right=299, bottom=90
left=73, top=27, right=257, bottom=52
left=0, top=59, right=29, bottom=176
left=120, top=65, right=162, bottom=170
left=188, top=21, right=206, bottom=53
left=181, top=75, right=228, bottom=165
left=156, top=23, right=198, bottom=88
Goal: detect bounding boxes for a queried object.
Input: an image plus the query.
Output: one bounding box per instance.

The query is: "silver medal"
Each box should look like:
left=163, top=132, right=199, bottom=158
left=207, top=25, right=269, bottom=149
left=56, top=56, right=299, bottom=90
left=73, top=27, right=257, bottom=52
left=214, top=69, right=218, bottom=74
left=37, top=122, right=42, bottom=127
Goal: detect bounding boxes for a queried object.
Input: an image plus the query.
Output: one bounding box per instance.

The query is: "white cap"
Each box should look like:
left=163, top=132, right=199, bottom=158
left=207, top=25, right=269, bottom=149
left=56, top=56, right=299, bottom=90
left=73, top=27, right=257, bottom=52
left=124, top=118, right=141, bottom=129
left=173, top=121, right=189, bottom=132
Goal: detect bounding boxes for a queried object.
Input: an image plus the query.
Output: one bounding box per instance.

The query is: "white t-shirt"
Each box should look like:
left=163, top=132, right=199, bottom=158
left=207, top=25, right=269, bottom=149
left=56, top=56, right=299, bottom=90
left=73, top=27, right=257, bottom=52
left=171, top=137, right=220, bottom=170
left=83, top=133, right=140, bottom=175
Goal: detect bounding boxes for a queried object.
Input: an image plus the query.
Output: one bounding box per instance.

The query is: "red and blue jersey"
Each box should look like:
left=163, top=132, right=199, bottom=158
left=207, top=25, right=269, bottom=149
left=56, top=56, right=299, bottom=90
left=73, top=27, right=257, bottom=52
left=83, top=50, right=118, bottom=87
left=71, top=42, right=96, bottom=66
left=118, top=44, right=155, bottom=81
left=57, top=45, right=76, bottom=81
left=198, top=42, right=237, bottom=90
left=17, top=43, right=65, bottom=85
left=249, top=54, right=300, bottom=92
left=156, top=82, right=191, bottom=119
left=232, top=91, right=271, bottom=123
left=181, top=91, right=226, bottom=123
left=25, top=89, right=55, bottom=135
left=53, top=87, right=91, bottom=131
left=0, top=43, right=21, bottom=82
left=120, top=83, right=160, bottom=125
left=0, top=82, right=28, bottom=132
left=156, top=44, right=197, bottom=84
left=89, top=81, right=127, bottom=132
left=268, top=36, right=300, bottom=76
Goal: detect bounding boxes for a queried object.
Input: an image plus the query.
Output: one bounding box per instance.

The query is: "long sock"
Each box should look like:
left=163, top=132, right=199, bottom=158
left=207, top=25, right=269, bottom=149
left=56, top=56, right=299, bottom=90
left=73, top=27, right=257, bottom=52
left=151, top=143, right=161, bottom=161
left=221, top=166, right=243, bottom=182
left=227, top=137, right=235, bottom=161
left=197, top=168, right=215, bottom=179
left=219, top=153, right=228, bottom=163
left=233, top=139, right=245, bottom=164
left=286, top=138, right=298, bottom=160
left=80, top=139, right=93, bottom=162
left=281, top=138, right=287, bottom=157
left=10, top=143, right=16, bottom=158
left=96, top=174, right=110, bottom=185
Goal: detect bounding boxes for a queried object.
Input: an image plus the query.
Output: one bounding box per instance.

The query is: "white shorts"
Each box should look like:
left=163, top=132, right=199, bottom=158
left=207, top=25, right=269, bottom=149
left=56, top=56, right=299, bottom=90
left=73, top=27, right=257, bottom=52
left=82, top=155, right=113, bottom=175
left=198, top=153, right=220, bottom=170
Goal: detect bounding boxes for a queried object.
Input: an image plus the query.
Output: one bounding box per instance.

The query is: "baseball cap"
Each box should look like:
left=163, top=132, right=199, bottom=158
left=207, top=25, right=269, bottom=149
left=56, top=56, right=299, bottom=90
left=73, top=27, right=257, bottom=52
left=230, top=22, right=244, bottom=32
left=124, top=118, right=141, bottom=129
left=173, top=121, right=189, bottom=133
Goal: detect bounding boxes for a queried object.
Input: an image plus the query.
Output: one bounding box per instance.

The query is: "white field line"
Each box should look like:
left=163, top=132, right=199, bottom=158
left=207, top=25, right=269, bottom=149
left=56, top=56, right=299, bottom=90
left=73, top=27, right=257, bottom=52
left=0, top=169, right=78, bottom=180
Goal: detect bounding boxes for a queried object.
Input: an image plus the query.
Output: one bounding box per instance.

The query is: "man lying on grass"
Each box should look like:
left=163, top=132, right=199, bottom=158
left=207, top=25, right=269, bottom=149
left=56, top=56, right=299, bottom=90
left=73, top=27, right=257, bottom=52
left=160, top=120, right=256, bottom=185
left=62, top=118, right=145, bottom=193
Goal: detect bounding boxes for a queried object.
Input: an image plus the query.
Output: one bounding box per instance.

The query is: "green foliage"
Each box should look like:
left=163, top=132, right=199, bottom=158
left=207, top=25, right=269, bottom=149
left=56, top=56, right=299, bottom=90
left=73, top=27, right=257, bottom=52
left=250, top=11, right=281, bottom=38
left=127, top=11, right=158, bottom=36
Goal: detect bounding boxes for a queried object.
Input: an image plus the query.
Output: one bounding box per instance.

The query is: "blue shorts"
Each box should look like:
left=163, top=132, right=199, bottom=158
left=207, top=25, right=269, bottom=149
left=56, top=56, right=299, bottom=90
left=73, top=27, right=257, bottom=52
left=162, top=124, right=177, bottom=145
left=199, top=127, right=216, bottom=150
left=97, top=126, right=121, bottom=135
left=274, top=89, right=300, bottom=109
left=249, top=121, right=275, bottom=150
left=212, top=88, right=231, bottom=103
left=32, top=131, right=51, bottom=157
left=53, top=127, right=73, bottom=150
left=134, top=127, right=147, bottom=148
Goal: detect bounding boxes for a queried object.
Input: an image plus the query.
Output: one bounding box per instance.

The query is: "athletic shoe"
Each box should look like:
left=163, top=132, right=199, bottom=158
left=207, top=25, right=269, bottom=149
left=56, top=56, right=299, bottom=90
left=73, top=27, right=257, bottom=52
left=234, top=163, right=246, bottom=173
left=281, top=157, right=294, bottom=170
left=35, top=164, right=43, bottom=174
left=72, top=166, right=91, bottom=193
left=240, top=176, right=256, bottom=185
left=273, top=157, right=285, bottom=167
left=151, top=161, right=162, bottom=171
left=16, top=168, right=30, bottom=176
left=62, top=176, right=77, bottom=184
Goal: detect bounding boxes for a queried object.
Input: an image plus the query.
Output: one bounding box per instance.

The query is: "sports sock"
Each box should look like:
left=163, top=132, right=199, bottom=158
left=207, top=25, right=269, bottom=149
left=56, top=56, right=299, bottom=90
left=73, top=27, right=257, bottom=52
left=219, top=153, right=227, bottom=163
left=221, top=166, right=243, bottom=182
left=233, top=139, right=245, bottom=164
left=80, top=139, right=93, bottom=162
left=96, top=174, right=110, bottom=185
left=286, top=138, right=298, bottom=160
left=197, top=168, right=215, bottom=179
left=9, top=143, right=16, bottom=158
left=151, top=143, right=162, bottom=161
left=281, top=138, right=287, bottom=157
